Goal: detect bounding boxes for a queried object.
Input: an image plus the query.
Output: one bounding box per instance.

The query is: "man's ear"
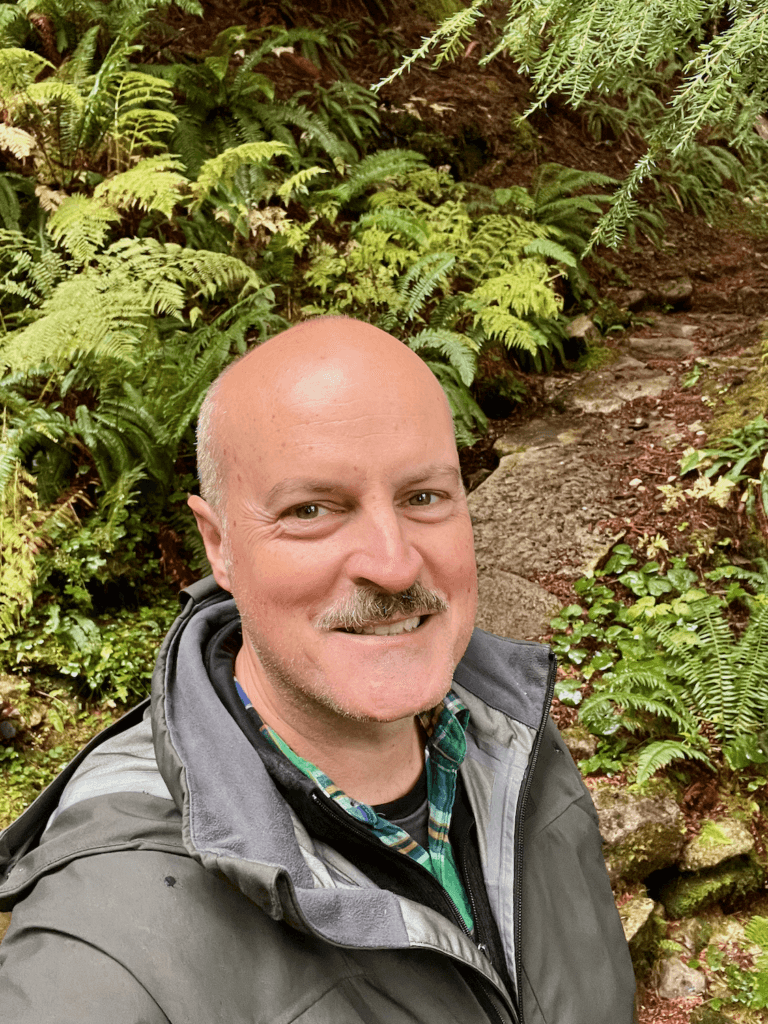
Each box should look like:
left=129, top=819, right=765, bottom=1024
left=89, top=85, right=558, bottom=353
left=188, top=495, right=233, bottom=593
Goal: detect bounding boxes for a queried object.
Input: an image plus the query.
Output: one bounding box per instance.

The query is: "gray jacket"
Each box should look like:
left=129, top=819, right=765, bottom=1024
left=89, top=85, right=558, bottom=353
left=0, top=578, right=635, bottom=1023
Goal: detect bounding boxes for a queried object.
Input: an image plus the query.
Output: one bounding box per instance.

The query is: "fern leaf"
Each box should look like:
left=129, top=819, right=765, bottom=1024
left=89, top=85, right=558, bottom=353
left=0, top=47, right=51, bottom=97
left=635, top=740, right=714, bottom=785
left=330, top=149, right=427, bottom=205
left=48, top=195, right=119, bottom=263
left=93, top=155, right=188, bottom=217
left=192, top=140, right=290, bottom=205
left=523, top=237, right=577, bottom=268
left=399, top=252, right=456, bottom=320
left=407, top=328, right=478, bottom=387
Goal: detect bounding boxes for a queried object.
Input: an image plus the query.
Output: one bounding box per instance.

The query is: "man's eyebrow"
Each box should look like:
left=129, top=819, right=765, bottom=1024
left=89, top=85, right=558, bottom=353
left=398, top=464, right=462, bottom=489
left=265, top=479, right=344, bottom=505
left=265, top=465, right=462, bottom=505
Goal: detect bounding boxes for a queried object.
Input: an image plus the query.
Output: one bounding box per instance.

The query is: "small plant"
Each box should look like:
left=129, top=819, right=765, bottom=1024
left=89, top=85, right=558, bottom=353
left=550, top=546, right=768, bottom=782
left=706, top=917, right=768, bottom=1012
left=680, top=414, right=768, bottom=521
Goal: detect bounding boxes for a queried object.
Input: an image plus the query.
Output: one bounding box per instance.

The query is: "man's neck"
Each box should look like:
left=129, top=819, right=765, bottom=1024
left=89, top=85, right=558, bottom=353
left=235, top=650, right=427, bottom=805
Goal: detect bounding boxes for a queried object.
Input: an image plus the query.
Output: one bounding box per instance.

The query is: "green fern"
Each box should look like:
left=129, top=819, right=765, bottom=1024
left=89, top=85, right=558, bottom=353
left=93, top=155, right=188, bottom=217
left=634, top=740, right=714, bottom=785
left=407, top=328, right=478, bottom=387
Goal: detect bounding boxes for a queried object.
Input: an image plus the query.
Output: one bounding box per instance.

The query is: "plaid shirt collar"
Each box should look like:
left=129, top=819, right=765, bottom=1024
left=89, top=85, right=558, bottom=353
left=234, top=680, right=474, bottom=931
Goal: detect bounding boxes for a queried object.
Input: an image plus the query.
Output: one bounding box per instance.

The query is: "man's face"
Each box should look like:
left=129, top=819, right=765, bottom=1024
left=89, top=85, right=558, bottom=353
left=197, top=345, right=478, bottom=727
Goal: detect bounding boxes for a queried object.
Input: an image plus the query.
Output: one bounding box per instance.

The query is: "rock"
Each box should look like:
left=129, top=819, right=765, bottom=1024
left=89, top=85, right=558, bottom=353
left=466, top=467, right=493, bottom=492
left=0, top=674, right=26, bottom=702
left=0, top=910, right=10, bottom=944
left=625, top=288, right=648, bottom=309
left=668, top=323, right=698, bottom=339
left=679, top=819, right=755, bottom=872
left=659, top=857, right=763, bottom=919
left=735, top=285, right=768, bottom=316
left=492, top=415, right=588, bottom=457
left=619, top=895, right=664, bottom=975
left=626, top=335, right=696, bottom=361
left=0, top=719, right=17, bottom=740
left=566, top=314, right=601, bottom=344
left=468, top=446, right=625, bottom=583
left=648, top=276, right=694, bottom=308
left=561, top=725, right=597, bottom=762
left=654, top=956, right=707, bottom=999
left=590, top=784, right=685, bottom=885
left=559, top=367, right=671, bottom=414
left=474, top=570, right=561, bottom=641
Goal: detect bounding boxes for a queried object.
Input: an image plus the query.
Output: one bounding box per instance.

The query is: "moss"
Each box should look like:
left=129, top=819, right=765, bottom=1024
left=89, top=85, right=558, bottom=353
left=680, top=819, right=755, bottom=872
left=659, top=857, right=763, bottom=919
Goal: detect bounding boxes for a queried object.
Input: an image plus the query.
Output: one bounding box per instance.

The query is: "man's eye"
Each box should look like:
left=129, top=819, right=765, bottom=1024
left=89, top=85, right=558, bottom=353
left=409, top=491, right=439, bottom=506
left=292, top=504, right=330, bottom=520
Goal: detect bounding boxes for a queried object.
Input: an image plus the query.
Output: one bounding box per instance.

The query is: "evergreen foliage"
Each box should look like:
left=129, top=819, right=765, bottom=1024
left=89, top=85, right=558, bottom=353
left=0, top=0, right=623, bottom=709
left=381, top=0, right=768, bottom=245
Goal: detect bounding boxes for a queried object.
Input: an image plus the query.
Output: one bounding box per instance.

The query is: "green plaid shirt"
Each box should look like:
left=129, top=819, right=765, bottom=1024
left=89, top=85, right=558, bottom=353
left=235, top=681, right=474, bottom=932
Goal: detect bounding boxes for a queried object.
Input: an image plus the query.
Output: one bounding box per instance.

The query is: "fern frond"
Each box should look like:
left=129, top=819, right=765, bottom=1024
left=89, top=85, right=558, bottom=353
left=0, top=47, right=51, bottom=97
left=399, top=251, right=456, bottom=320
left=426, top=360, right=488, bottom=448
left=522, top=237, right=578, bottom=268
left=93, top=154, right=188, bottom=217
left=47, top=195, right=119, bottom=263
left=330, top=149, right=427, bottom=205
left=634, top=740, right=714, bottom=785
left=192, top=140, right=290, bottom=205
left=355, top=208, right=431, bottom=247
left=0, top=124, right=36, bottom=160
left=407, top=328, right=478, bottom=387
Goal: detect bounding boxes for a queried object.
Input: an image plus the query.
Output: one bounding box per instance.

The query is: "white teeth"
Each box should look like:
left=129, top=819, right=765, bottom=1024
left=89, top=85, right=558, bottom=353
left=359, top=616, right=421, bottom=636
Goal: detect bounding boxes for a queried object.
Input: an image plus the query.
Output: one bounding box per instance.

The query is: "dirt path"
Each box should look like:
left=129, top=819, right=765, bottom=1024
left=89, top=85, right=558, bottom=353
left=469, top=308, right=765, bottom=645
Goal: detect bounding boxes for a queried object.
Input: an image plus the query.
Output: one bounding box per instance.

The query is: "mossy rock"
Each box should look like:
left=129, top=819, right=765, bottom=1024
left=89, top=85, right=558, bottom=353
left=618, top=895, right=665, bottom=977
left=659, top=856, right=763, bottom=919
left=592, top=783, right=685, bottom=885
left=680, top=819, right=754, bottom=872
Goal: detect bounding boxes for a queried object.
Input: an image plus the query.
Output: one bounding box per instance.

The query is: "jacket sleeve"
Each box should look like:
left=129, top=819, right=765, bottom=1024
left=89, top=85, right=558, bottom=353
left=0, top=920, right=169, bottom=1024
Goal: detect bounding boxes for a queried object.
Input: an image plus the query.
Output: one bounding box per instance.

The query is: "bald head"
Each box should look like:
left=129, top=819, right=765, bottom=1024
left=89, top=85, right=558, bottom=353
left=196, top=317, right=455, bottom=516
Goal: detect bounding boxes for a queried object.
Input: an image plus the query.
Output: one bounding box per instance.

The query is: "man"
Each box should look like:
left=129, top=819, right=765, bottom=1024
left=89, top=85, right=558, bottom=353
left=0, top=318, right=635, bottom=1022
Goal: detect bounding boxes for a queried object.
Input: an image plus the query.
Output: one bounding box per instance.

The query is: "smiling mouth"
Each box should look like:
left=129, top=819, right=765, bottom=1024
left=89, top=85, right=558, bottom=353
left=337, top=615, right=426, bottom=636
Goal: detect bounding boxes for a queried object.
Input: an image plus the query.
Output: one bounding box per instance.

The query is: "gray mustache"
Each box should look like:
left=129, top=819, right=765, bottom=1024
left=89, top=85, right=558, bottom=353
left=316, top=582, right=448, bottom=631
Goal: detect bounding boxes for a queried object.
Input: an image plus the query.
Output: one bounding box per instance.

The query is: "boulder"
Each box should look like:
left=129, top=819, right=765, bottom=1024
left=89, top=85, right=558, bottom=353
left=619, top=895, right=664, bottom=975
left=625, top=288, right=648, bottom=309
left=468, top=446, right=624, bottom=584
left=648, top=276, right=694, bottom=308
left=590, top=784, right=685, bottom=885
left=559, top=366, right=671, bottom=414
left=565, top=315, right=601, bottom=344
left=474, top=570, right=561, bottom=642
left=659, top=857, right=763, bottom=919
left=626, top=335, right=696, bottom=361
left=679, top=819, right=755, bottom=872
left=654, top=956, right=707, bottom=999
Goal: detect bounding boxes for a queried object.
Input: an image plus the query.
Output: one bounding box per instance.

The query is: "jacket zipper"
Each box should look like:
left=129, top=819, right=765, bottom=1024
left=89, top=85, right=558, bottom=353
left=512, top=651, right=558, bottom=1024
left=310, top=790, right=472, bottom=934
left=459, top=824, right=519, bottom=1024
left=310, top=791, right=517, bottom=1024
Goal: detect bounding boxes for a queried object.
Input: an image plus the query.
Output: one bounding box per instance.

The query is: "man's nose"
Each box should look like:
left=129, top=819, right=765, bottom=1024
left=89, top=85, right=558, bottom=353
left=345, top=506, right=424, bottom=594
